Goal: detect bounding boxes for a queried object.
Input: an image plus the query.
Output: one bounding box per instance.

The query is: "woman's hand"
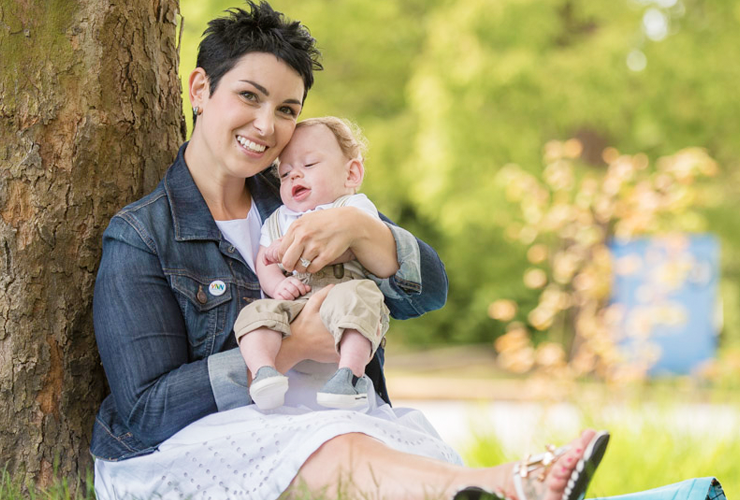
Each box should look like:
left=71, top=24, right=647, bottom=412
left=279, top=207, right=400, bottom=278
left=275, top=286, right=340, bottom=372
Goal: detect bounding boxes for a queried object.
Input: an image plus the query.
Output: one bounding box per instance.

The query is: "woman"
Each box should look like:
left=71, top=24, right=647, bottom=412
left=90, top=3, right=722, bottom=500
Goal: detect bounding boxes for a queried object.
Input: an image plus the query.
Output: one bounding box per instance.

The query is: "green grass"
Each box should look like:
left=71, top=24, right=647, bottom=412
left=0, top=468, right=95, bottom=500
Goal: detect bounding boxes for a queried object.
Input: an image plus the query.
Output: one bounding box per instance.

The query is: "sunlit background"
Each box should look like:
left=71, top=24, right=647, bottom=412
left=176, top=1, right=740, bottom=495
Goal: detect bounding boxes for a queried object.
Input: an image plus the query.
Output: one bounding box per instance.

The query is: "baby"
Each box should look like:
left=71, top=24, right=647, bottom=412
left=234, top=117, right=389, bottom=411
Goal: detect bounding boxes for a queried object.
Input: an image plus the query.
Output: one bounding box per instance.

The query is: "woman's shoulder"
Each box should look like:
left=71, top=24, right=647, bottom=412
left=117, top=180, right=167, bottom=211
left=105, top=149, right=193, bottom=242
left=102, top=180, right=172, bottom=253
left=108, top=142, right=201, bottom=231
left=108, top=178, right=169, bottom=226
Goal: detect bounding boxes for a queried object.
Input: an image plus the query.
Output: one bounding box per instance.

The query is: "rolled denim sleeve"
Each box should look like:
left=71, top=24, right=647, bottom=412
left=207, top=348, right=251, bottom=411
left=367, top=224, right=421, bottom=297
left=367, top=214, right=448, bottom=320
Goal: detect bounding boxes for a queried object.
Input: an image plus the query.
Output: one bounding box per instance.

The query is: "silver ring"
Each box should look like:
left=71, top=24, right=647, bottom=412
left=299, top=257, right=312, bottom=268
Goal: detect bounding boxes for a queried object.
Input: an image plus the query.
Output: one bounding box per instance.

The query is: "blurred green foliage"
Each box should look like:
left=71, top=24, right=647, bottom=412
left=177, top=0, right=740, bottom=352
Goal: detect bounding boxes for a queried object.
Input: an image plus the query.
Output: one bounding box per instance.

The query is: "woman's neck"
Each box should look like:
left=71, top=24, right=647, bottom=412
left=201, top=182, right=252, bottom=221
left=184, top=140, right=252, bottom=221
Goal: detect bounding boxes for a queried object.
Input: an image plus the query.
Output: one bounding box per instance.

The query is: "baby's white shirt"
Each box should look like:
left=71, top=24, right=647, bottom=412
left=259, top=193, right=379, bottom=247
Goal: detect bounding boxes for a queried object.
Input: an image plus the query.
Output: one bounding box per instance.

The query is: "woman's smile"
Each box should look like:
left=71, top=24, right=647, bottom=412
left=237, top=135, right=267, bottom=154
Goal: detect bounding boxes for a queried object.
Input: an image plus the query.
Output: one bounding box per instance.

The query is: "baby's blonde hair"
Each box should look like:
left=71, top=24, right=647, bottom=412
left=295, top=116, right=369, bottom=162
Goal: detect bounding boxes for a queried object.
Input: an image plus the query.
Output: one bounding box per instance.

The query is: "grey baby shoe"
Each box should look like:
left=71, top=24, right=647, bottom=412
left=250, top=366, right=289, bottom=410
left=316, top=367, right=369, bottom=409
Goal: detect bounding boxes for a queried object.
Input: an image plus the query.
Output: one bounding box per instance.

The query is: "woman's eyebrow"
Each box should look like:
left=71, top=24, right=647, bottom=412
left=239, top=79, right=302, bottom=105
left=240, top=79, right=269, bottom=95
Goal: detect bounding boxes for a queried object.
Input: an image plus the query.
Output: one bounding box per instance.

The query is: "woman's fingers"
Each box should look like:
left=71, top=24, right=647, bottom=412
left=279, top=210, right=353, bottom=273
left=279, top=238, right=304, bottom=272
left=281, top=235, right=323, bottom=273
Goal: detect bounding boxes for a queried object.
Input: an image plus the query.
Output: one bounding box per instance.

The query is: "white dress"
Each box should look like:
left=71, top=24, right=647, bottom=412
left=94, top=204, right=462, bottom=500
left=95, top=369, right=463, bottom=499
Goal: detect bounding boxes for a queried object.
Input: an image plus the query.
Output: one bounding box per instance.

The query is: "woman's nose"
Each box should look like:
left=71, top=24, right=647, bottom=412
left=253, top=108, right=275, bottom=136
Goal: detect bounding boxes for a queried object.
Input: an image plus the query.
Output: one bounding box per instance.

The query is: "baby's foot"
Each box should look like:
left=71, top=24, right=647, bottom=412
left=250, top=366, right=288, bottom=410
left=316, top=367, right=369, bottom=409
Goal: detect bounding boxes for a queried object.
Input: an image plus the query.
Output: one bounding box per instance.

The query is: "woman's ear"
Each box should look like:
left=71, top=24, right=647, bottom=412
left=345, top=158, right=365, bottom=189
left=188, top=68, right=209, bottom=113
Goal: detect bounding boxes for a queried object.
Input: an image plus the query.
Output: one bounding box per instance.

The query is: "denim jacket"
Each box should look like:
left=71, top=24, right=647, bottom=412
left=90, top=143, right=448, bottom=461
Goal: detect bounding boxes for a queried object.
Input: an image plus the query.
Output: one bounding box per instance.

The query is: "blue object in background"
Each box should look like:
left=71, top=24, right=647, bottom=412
left=609, top=234, right=720, bottom=376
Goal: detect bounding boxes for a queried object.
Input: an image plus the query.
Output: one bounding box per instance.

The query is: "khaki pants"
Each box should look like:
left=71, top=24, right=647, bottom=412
left=234, top=269, right=389, bottom=355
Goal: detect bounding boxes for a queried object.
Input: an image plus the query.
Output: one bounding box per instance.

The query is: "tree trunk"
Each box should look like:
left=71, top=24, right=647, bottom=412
left=0, top=0, right=185, bottom=487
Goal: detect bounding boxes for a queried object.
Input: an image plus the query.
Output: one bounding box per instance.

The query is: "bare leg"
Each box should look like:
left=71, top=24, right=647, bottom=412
left=239, top=327, right=283, bottom=375
left=337, top=329, right=372, bottom=378
left=288, top=430, right=597, bottom=500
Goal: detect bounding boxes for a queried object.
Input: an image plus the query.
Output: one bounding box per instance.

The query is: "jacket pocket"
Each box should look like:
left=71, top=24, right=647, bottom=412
left=170, top=273, right=233, bottom=356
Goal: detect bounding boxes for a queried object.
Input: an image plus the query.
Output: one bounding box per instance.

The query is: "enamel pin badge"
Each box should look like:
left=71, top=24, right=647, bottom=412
left=209, top=280, right=226, bottom=296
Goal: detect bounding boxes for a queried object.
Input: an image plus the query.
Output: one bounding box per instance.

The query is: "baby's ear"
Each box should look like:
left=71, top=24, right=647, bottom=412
left=345, top=158, right=365, bottom=189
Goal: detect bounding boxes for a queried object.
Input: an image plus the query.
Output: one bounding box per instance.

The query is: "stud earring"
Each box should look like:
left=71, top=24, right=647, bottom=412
left=193, top=106, right=200, bottom=115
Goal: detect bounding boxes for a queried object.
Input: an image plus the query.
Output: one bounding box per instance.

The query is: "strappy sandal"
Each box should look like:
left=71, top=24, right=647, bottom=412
left=453, top=431, right=610, bottom=500
left=559, top=431, right=609, bottom=500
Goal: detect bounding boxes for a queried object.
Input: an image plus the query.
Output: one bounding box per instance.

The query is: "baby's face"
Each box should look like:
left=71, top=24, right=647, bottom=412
left=277, top=125, right=354, bottom=212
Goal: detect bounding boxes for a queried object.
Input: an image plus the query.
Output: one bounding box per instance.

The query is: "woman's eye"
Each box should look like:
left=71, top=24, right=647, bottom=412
left=279, top=106, right=297, bottom=116
left=240, top=91, right=257, bottom=102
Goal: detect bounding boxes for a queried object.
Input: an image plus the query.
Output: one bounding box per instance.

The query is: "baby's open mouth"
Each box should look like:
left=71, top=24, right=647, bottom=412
left=292, top=186, right=309, bottom=198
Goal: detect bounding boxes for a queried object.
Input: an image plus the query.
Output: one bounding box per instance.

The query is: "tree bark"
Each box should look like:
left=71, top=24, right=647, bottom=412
left=0, top=0, right=185, bottom=487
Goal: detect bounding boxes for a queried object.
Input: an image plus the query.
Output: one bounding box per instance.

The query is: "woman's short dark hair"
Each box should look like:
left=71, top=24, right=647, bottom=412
left=196, top=1, right=322, bottom=105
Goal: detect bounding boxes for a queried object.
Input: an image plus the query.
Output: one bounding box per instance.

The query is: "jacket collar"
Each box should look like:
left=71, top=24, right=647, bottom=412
left=164, top=142, right=283, bottom=241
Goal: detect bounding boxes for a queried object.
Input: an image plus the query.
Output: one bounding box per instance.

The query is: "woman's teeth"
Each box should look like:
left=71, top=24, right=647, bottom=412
left=237, top=136, right=266, bottom=153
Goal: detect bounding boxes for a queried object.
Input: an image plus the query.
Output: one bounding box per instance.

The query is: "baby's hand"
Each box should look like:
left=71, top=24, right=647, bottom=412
left=272, top=277, right=311, bottom=300
left=263, top=238, right=283, bottom=266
